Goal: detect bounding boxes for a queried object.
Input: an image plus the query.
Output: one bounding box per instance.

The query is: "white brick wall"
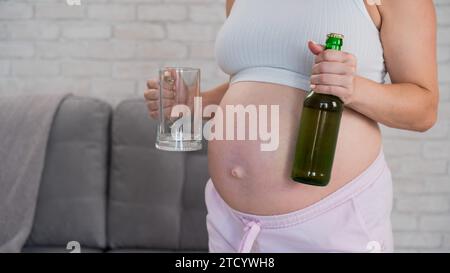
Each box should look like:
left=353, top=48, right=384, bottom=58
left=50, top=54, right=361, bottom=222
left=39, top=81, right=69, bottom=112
left=0, top=0, right=449, bottom=252
left=0, top=0, right=228, bottom=105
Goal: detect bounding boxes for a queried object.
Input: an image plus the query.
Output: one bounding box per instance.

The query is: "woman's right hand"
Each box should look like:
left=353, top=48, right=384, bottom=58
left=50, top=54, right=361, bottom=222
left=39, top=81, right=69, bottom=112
left=144, top=77, right=176, bottom=120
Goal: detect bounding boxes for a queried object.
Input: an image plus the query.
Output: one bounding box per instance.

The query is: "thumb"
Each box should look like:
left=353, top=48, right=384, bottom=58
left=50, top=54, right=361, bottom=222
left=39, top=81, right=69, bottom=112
left=308, top=40, right=325, bottom=55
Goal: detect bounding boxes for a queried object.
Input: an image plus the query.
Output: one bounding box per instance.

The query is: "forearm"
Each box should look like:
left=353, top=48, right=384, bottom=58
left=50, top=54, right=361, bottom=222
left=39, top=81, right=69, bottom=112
left=201, top=82, right=229, bottom=107
left=348, top=76, right=439, bottom=132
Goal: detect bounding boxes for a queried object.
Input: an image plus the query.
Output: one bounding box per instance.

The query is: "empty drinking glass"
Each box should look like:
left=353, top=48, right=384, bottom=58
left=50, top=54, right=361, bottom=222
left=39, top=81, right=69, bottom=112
left=155, top=67, right=202, bottom=152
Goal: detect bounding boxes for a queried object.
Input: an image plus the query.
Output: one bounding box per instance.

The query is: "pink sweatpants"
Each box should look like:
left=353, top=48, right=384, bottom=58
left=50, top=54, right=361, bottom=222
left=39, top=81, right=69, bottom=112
left=205, top=148, right=394, bottom=253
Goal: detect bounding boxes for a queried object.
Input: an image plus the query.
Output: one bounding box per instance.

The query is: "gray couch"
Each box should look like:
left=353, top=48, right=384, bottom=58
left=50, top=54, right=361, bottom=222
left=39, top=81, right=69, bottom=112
left=22, top=96, right=210, bottom=253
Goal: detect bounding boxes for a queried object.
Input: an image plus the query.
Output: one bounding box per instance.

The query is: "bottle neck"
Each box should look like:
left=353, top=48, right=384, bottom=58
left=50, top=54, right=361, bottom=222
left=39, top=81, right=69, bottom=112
left=325, top=44, right=342, bottom=51
left=309, top=37, right=343, bottom=102
left=324, top=36, right=343, bottom=51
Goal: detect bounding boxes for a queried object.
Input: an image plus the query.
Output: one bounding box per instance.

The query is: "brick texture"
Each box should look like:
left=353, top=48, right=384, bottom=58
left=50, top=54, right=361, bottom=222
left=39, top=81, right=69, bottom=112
left=0, top=0, right=449, bottom=252
left=0, top=0, right=228, bottom=103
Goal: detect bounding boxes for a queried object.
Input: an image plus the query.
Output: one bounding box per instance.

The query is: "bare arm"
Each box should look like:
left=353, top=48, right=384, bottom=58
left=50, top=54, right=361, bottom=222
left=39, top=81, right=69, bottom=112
left=226, top=0, right=235, bottom=17
left=201, top=82, right=229, bottom=106
left=309, top=0, right=439, bottom=132
left=348, top=0, right=439, bottom=132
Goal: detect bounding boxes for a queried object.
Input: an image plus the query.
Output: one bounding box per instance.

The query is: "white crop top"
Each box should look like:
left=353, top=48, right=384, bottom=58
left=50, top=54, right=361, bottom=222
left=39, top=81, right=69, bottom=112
left=214, top=0, right=386, bottom=91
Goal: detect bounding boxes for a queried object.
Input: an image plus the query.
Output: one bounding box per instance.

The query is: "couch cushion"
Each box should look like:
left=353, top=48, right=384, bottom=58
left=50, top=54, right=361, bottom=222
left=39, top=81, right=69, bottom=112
left=25, top=96, right=111, bottom=249
left=108, top=99, right=209, bottom=252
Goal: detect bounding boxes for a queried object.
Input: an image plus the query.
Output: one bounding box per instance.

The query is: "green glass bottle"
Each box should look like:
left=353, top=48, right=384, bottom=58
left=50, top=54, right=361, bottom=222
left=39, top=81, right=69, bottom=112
left=291, top=33, right=345, bottom=187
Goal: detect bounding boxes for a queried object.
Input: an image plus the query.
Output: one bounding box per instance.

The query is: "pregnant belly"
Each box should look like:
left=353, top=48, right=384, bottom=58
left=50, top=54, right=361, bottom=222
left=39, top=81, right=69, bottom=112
left=207, top=81, right=382, bottom=215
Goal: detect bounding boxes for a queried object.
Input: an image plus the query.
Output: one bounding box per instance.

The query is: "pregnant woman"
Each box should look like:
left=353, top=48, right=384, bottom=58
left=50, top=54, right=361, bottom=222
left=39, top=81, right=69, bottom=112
left=145, top=0, right=438, bottom=252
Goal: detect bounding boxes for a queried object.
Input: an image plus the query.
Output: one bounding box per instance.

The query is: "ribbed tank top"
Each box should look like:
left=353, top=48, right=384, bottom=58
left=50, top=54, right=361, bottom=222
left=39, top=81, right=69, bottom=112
left=214, top=0, right=386, bottom=91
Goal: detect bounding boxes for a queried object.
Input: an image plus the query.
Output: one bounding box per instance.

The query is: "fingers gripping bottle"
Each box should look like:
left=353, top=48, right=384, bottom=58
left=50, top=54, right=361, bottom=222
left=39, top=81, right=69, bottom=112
left=291, top=33, right=345, bottom=187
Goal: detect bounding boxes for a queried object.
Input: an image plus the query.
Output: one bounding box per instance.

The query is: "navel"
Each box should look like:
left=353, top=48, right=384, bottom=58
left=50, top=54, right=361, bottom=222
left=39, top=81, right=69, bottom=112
left=230, top=166, right=245, bottom=179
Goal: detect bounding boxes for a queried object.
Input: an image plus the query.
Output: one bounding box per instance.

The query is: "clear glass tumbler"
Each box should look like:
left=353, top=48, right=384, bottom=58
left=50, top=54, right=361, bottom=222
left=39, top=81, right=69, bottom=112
left=155, top=67, right=202, bottom=152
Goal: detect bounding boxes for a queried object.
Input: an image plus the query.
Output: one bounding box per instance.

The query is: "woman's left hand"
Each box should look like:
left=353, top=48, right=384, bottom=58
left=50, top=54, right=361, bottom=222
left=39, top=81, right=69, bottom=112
left=308, top=40, right=357, bottom=105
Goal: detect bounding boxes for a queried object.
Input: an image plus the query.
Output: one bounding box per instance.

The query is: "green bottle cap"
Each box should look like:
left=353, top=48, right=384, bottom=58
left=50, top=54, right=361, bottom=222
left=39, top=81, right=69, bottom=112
left=327, top=33, right=344, bottom=39
left=325, top=33, right=344, bottom=51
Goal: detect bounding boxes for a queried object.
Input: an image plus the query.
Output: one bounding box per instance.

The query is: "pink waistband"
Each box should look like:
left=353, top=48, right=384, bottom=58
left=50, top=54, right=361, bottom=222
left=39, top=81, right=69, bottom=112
left=213, top=146, right=388, bottom=230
